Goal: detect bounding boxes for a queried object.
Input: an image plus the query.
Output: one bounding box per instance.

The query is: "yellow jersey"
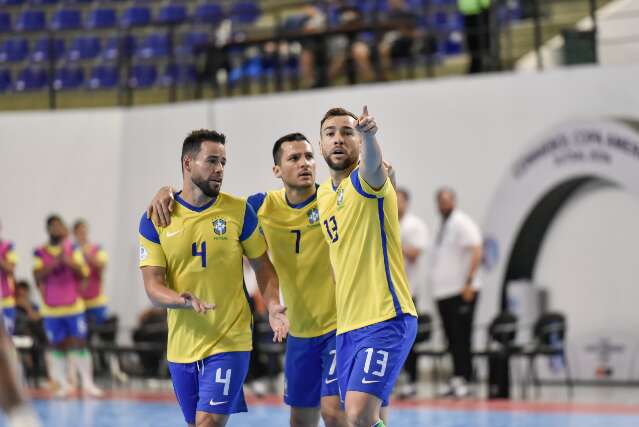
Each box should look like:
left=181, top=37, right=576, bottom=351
left=33, top=243, right=88, bottom=317
left=138, top=191, right=267, bottom=363
left=317, top=168, right=416, bottom=335
left=248, top=188, right=336, bottom=338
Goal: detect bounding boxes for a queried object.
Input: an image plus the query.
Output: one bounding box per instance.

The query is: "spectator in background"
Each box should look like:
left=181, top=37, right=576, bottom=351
left=428, top=188, right=482, bottom=398
left=458, top=0, right=492, bottom=73
left=396, top=188, right=429, bottom=398
left=0, top=220, right=18, bottom=335
left=327, top=2, right=376, bottom=84
left=13, top=280, right=48, bottom=383
left=379, top=0, right=420, bottom=79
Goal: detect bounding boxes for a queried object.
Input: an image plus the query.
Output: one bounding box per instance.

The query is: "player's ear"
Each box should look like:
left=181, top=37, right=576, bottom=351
left=272, top=164, right=282, bottom=178
left=183, top=155, right=191, bottom=173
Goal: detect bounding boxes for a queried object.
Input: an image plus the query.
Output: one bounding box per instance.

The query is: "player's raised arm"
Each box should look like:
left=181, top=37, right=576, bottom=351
left=248, top=253, right=289, bottom=343
left=357, top=105, right=388, bottom=190
left=141, top=266, right=214, bottom=313
left=146, top=186, right=176, bottom=228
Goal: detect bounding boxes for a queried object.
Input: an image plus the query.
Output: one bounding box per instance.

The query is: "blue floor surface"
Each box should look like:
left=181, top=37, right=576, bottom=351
left=0, top=400, right=638, bottom=427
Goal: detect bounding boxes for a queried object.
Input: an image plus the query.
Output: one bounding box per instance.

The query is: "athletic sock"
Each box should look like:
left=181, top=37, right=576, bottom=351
left=68, top=349, right=98, bottom=391
left=48, top=351, right=70, bottom=391
left=371, top=421, right=386, bottom=427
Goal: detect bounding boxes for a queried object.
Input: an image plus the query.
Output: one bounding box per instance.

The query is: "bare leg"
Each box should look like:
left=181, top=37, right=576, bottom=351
left=290, top=406, right=320, bottom=427
left=320, top=395, right=348, bottom=427
left=344, top=391, right=383, bottom=427
left=195, top=411, right=229, bottom=427
left=351, top=42, right=375, bottom=82
left=0, top=325, right=41, bottom=426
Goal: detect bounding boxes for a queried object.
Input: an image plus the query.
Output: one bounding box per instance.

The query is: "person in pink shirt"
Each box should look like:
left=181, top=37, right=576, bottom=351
left=33, top=215, right=102, bottom=398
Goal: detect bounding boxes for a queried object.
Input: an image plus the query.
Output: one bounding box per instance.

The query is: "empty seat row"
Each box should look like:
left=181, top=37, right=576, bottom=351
left=0, top=62, right=198, bottom=92
left=0, top=2, right=259, bottom=32
left=0, top=32, right=211, bottom=63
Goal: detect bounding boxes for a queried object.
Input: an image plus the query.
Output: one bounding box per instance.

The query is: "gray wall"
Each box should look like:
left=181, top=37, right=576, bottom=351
left=1, top=65, right=639, bottom=374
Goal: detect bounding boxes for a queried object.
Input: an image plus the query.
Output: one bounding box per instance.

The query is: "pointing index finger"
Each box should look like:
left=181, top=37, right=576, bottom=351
left=363, top=105, right=369, bottom=117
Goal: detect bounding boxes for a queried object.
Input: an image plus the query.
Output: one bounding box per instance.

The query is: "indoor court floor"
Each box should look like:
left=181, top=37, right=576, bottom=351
left=1, top=387, right=638, bottom=427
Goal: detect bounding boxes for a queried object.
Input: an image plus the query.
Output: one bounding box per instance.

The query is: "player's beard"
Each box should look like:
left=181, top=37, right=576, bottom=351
left=323, top=153, right=357, bottom=172
left=192, top=176, right=221, bottom=198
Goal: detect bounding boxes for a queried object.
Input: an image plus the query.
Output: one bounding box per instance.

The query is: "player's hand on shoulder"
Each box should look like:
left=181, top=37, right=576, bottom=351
left=267, top=303, right=289, bottom=343
left=181, top=292, right=215, bottom=314
left=356, top=105, right=378, bottom=137
left=147, top=186, right=176, bottom=228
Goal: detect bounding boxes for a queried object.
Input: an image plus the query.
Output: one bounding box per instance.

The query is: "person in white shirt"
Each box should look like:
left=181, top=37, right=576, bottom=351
left=428, top=187, right=482, bottom=398
left=397, top=188, right=429, bottom=398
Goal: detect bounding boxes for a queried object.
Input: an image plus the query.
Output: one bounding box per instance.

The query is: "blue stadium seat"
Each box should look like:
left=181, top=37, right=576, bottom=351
left=136, top=33, right=169, bottom=59
left=0, top=12, right=12, bottom=32
left=88, top=64, right=119, bottom=89
left=0, top=0, right=26, bottom=5
left=15, top=67, right=48, bottom=91
left=158, top=3, right=187, bottom=25
left=30, top=0, right=58, bottom=5
left=53, top=66, right=84, bottom=90
left=16, top=10, right=46, bottom=32
left=161, top=63, right=196, bottom=86
left=129, top=63, right=157, bottom=88
left=229, top=1, right=260, bottom=25
left=0, top=69, right=11, bottom=92
left=178, top=31, right=209, bottom=57
left=31, top=37, right=65, bottom=62
left=86, top=8, right=117, bottom=29
left=121, top=6, right=151, bottom=28
left=0, top=38, right=29, bottom=63
left=194, top=3, right=224, bottom=25
left=68, top=35, right=101, bottom=61
left=102, top=35, right=136, bottom=61
left=51, top=9, right=82, bottom=30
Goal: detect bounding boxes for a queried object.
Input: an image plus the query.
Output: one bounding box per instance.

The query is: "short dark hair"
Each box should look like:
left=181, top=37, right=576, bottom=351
left=46, top=214, right=62, bottom=228
left=181, top=129, right=226, bottom=170
left=72, top=219, right=86, bottom=232
left=272, top=132, right=310, bottom=165
left=397, top=187, right=410, bottom=201
left=436, top=186, right=457, bottom=200
left=320, top=108, right=359, bottom=130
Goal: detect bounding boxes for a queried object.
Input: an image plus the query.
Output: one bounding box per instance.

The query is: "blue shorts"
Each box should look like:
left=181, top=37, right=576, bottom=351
left=168, top=351, right=250, bottom=424
left=285, top=329, right=339, bottom=407
left=336, top=314, right=417, bottom=406
left=85, top=306, right=108, bottom=325
left=2, top=307, right=16, bottom=335
left=43, top=313, right=88, bottom=345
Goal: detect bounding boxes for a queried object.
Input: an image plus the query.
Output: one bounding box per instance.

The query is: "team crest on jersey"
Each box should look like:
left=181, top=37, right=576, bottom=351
left=213, top=218, right=227, bottom=236
left=337, top=188, right=345, bottom=208
left=307, top=207, right=320, bottom=224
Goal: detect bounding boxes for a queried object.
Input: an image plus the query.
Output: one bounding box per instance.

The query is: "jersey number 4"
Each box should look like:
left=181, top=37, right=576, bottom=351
left=192, top=242, right=207, bottom=267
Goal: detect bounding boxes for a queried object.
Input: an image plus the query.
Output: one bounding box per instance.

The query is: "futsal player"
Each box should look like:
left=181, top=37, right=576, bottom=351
left=0, top=315, right=41, bottom=427
left=33, top=215, right=102, bottom=398
left=146, top=133, right=345, bottom=427
left=72, top=220, right=109, bottom=326
left=0, top=221, right=18, bottom=335
left=138, top=129, right=288, bottom=427
left=317, top=107, right=418, bottom=427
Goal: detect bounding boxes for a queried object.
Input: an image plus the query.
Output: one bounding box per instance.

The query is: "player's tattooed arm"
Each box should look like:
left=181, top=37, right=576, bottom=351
left=147, top=186, right=176, bottom=228
left=357, top=105, right=387, bottom=190
left=248, top=253, right=289, bottom=343
left=141, top=266, right=215, bottom=313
